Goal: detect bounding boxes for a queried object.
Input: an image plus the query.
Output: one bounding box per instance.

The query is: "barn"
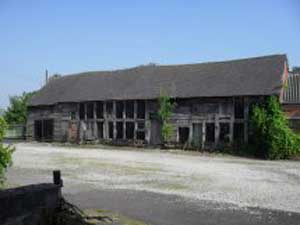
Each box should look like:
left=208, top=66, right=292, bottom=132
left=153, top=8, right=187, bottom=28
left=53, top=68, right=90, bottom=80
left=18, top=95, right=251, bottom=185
left=27, top=54, right=289, bottom=149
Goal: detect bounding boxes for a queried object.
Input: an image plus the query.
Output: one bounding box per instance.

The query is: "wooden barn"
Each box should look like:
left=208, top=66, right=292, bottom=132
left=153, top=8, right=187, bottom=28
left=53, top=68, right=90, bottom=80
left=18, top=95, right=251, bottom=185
left=27, top=54, right=289, bottom=149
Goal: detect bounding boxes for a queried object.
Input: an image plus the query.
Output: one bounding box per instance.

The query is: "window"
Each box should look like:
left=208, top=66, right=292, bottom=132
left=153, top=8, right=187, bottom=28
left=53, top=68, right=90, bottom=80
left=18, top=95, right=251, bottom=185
left=137, top=122, right=145, bottom=130
left=125, top=101, right=134, bottom=118
left=96, top=102, right=103, bottom=119
left=116, top=122, right=124, bottom=139
left=116, top=101, right=124, bottom=119
left=108, top=122, right=114, bottom=139
left=220, top=123, right=230, bottom=142
left=205, top=123, right=215, bottom=143
left=137, top=100, right=145, bottom=119
left=234, top=98, right=244, bottom=119
left=126, top=122, right=134, bottom=139
left=87, top=103, right=94, bottom=119
left=79, top=103, right=85, bottom=120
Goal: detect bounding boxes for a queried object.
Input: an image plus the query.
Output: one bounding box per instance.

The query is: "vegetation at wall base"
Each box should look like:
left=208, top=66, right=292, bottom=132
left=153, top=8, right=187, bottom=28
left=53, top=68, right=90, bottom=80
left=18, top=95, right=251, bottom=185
left=0, top=117, right=14, bottom=187
left=158, top=90, right=176, bottom=145
left=249, top=96, right=300, bottom=159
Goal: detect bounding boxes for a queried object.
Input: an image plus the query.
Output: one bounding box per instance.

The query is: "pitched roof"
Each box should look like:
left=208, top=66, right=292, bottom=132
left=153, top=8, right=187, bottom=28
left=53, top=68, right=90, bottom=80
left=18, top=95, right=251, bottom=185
left=29, top=54, right=287, bottom=106
left=282, top=73, right=300, bottom=104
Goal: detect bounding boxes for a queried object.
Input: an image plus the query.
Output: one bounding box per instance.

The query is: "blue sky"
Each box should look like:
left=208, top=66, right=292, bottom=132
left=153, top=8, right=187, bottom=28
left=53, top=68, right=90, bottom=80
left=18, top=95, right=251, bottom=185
left=0, top=0, right=299, bottom=109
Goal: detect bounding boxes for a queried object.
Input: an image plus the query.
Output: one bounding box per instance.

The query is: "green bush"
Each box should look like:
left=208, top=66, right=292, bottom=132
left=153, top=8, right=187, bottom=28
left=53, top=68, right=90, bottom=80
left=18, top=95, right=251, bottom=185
left=0, top=117, right=14, bottom=186
left=250, top=96, right=300, bottom=159
left=158, top=91, right=176, bottom=143
left=4, top=91, right=36, bottom=125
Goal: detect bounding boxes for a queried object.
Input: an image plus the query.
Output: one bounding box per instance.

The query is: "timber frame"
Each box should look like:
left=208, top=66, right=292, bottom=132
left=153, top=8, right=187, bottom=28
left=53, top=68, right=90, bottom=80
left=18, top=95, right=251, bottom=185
left=27, top=96, right=260, bottom=149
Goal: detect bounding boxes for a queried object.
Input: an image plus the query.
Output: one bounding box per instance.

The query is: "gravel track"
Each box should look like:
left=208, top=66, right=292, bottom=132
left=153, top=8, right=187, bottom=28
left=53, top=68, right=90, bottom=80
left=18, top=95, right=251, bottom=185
left=7, top=142, right=300, bottom=213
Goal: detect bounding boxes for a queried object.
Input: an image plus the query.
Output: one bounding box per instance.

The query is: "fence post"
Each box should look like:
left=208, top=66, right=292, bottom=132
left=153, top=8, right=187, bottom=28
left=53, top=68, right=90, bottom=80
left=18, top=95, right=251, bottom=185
left=53, top=170, right=63, bottom=187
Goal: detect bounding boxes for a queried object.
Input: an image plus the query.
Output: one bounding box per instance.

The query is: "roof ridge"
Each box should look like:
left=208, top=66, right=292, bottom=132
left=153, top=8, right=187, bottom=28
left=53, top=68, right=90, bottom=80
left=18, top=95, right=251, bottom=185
left=56, top=54, right=286, bottom=79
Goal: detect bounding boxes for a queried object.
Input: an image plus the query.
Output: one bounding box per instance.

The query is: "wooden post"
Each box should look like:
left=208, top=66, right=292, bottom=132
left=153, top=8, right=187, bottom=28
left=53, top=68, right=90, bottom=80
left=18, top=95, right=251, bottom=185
left=93, top=102, right=97, bottom=140
left=201, top=121, right=206, bottom=149
left=134, top=100, right=137, bottom=140
left=84, top=103, right=87, bottom=121
left=188, top=123, right=193, bottom=147
left=145, top=100, right=150, bottom=144
left=214, top=115, right=220, bottom=148
left=123, top=101, right=126, bottom=140
left=53, top=170, right=63, bottom=187
left=113, top=101, right=116, bottom=139
left=103, top=102, right=107, bottom=139
left=244, top=97, right=249, bottom=143
left=229, top=98, right=234, bottom=143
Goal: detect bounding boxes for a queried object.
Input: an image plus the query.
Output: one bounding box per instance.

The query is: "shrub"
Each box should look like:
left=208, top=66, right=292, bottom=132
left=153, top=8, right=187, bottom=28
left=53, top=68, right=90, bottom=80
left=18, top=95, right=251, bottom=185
left=0, top=117, right=14, bottom=186
left=158, top=91, right=176, bottom=143
left=250, top=96, right=300, bottom=159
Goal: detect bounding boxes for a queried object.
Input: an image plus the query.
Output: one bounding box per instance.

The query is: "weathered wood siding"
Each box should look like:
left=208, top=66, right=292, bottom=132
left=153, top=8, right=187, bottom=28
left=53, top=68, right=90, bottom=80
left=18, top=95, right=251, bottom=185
left=27, top=96, right=259, bottom=148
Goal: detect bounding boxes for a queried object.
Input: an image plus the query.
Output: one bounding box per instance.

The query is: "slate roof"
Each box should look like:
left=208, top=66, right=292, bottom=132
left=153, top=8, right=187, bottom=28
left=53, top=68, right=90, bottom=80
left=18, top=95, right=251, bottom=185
left=282, top=73, right=300, bottom=104
left=29, top=54, right=287, bottom=106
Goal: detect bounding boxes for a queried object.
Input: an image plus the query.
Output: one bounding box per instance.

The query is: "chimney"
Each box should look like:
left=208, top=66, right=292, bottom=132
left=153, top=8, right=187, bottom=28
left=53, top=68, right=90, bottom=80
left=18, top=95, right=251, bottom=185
left=45, top=69, right=48, bottom=84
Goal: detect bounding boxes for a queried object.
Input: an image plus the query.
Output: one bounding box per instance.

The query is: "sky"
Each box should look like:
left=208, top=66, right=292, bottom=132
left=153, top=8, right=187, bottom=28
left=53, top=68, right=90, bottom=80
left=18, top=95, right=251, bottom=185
left=0, top=0, right=299, bottom=109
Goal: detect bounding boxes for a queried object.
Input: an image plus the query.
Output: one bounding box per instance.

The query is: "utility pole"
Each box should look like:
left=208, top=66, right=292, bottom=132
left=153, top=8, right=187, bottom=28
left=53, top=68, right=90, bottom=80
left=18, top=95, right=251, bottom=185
left=45, top=69, right=49, bottom=84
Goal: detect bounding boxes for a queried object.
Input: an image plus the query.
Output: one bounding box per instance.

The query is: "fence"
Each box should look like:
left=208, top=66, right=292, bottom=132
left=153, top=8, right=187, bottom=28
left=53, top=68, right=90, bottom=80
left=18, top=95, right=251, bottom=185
left=4, top=124, right=26, bottom=139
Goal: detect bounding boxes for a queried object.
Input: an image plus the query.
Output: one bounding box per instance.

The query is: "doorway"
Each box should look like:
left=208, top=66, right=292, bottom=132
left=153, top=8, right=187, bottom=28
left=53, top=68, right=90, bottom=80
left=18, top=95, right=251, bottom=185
left=178, top=127, right=189, bottom=144
left=34, top=119, right=54, bottom=141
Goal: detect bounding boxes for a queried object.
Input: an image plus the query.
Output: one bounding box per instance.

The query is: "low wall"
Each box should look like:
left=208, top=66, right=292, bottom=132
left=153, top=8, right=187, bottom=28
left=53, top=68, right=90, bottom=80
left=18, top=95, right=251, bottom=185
left=0, top=177, right=62, bottom=225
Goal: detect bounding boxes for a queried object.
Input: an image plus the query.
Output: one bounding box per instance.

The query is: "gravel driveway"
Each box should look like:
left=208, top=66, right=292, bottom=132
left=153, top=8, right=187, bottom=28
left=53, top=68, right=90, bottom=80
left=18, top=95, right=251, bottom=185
left=6, top=142, right=300, bottom=214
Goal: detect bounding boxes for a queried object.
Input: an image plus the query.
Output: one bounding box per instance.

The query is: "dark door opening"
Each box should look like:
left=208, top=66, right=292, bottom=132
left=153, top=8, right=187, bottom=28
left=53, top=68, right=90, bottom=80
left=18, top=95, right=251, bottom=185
left=97, top=122, right=103, bottom=139
left=205, top=123, right=215, bottom=143
left=179, top=127, right=189, bottom=144
left=34, top=120, right=42, bottom=141
left=34, top=119, right=54, bottom=141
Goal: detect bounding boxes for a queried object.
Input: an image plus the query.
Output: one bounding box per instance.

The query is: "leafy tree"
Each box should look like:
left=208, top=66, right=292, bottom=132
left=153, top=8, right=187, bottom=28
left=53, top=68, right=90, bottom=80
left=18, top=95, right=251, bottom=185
left=250, top=96, right=300, bottom=159
left=0, top=108, right=4, bottom=116
left=0, top=117, right=14, bottom=187
left=158, top=90, right=176, bottom=143
left=4, top=92, right=36, bottom=125
left=292, top=67, right=300, bottom=73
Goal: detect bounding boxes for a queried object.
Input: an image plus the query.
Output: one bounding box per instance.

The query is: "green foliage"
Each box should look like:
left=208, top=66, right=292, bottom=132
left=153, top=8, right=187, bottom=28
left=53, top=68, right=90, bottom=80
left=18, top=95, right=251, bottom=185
left=0, top=117, right=14, bottom=186
left=0, top=108, right=4, bottom=117
left=4, top=91, right=36, bottom=125
left=250, top=96, right=300, bottom=159
left=158, top=91, right=176, bottom=143
left=292, top=66, right=300, bottom=73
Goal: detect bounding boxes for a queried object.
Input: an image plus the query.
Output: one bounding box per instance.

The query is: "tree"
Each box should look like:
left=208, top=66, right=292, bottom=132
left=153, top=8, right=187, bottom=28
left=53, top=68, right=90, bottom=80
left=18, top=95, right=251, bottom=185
left=4, top=92, right=36, bottom=125
left=0, top=117, right=14, bottom=187
left=0, top=108, right=4, bottom=117
left=292, top=67, right=300, bottom=73
left=158, top=90, right=176, bottom=144
left=250, top=96, right=300, bottom=159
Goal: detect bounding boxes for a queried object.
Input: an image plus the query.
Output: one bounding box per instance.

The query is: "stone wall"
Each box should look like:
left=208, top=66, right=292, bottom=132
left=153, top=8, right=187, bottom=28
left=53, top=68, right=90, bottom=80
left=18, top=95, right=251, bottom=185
left=0, top=183, right=61, bottom=225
